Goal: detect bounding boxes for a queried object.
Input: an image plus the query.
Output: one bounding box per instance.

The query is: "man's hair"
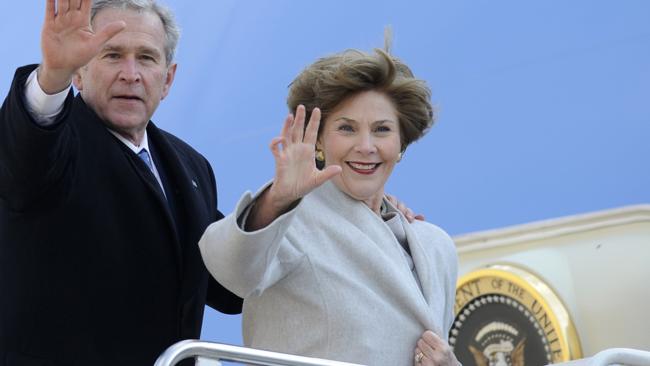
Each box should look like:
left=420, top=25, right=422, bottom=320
left=287, top=49, right=434, bottom=152
left=91, top=0, right=180, bottom=64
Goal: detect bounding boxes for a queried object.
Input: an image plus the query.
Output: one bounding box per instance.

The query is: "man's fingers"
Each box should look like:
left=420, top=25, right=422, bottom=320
left=395, top=200, right=415, bottom=223
left=80, top=0, right=92, bottom=16
left=45, top=0, right=56, bottom=21
left=385, top=194, right=421, bottom=223
left=71, top=0, right=82, bottom=11
left=58, top=0, right=70, bottom=14
left=304, top=107, right=321, bottom=145
left=92, top=20, right=126, bottom=49
left=404, top=207, right=415, bottom=223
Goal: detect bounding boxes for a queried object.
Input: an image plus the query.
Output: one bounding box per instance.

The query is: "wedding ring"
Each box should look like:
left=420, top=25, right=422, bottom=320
left=415, top=351, right=424, bottom=363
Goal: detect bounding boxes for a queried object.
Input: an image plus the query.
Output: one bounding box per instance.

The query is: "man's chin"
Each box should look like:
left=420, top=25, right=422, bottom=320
left=103, top=116, right=149, bottom=143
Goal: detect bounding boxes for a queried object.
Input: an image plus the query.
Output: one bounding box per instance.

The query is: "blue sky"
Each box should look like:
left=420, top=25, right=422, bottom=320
left=2, top=0, right=648, bottom=348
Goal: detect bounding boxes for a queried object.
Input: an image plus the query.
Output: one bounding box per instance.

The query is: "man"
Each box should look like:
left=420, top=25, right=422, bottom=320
left=0, top=1, right=241, bottom=365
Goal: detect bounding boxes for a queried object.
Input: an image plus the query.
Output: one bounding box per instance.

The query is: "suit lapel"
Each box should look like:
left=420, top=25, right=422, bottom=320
left=146, top=123, right=210, bottom=280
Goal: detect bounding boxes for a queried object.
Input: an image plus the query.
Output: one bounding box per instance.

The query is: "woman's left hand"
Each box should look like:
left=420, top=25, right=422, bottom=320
left=414, top=330, right=460, bottom=366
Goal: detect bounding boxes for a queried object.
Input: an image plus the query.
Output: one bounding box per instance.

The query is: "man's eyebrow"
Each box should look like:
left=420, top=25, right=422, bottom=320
left=100, top=45, right=162, bottom=57
left=136, top=46, right=162, bottom=57
left=101, top=44, right=124, bottom=53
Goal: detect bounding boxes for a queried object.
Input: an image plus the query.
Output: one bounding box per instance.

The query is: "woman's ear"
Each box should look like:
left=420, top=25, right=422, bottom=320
left=315, top=140, right=325, bottom=169
left=398, top=148, right=406, bottom=163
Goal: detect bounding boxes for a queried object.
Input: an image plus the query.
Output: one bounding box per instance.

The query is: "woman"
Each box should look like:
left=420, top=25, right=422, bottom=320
left=199, top=48, right=459, bottom=366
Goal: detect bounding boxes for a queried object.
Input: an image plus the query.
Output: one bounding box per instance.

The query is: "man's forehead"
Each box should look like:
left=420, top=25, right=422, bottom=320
left=93, top=7, right=164, bottom=31
left=93, top=8, right=166, bottom=48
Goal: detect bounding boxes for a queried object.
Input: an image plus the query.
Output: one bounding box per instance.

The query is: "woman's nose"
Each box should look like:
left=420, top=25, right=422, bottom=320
left=354, top=133, right=377, bottom=154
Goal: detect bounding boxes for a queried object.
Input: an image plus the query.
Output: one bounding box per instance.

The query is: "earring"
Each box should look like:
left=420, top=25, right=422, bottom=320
left=397, top=152, right=403, bottom=162
left=315, top=149, right=325, bottom=162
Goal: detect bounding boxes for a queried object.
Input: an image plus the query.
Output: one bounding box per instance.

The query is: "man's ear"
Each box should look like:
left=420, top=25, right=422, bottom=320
left=72, top=69, right=83, bottom=91
left=160, top=63, right=177, bottom=100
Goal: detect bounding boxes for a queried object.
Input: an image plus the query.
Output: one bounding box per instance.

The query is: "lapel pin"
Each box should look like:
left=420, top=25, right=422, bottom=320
left=192, top=180, right=198, bottom=188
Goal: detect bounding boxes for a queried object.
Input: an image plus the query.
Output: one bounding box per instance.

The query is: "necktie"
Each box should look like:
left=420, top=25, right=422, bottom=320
left=138, top=148, right=167, bottom=200
left=138, top=149, right=154, bottom=172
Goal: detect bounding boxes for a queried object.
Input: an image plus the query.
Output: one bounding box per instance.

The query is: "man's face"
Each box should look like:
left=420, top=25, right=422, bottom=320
left=74, top=8, right=176, bottom=144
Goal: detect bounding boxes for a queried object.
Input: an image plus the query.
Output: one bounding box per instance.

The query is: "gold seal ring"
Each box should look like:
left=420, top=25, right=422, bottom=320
left=415, top=351, right=424, bottom=363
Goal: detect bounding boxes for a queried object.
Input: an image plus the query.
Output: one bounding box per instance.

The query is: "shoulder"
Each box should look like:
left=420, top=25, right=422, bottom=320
left=410, top=220, right=457, bottom=258
left=159, top=129, right=205, bottom=159
left=151, top=126, right=219, bottom=196
left=155, top=127, right=212, bottom=170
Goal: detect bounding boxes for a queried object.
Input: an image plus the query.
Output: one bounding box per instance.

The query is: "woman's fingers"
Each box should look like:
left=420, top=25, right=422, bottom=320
left=269, top=137, right=284, bottom=158
left=313, top=165, right=341, bottom=187
left=417, top=338, right=436, bottom=360
left=422, top=330, right=444, bottom=348
left=414, top=347, right=425, bottom=365
left=416, top=330, right=460, bottom=366
left=303, top=107, right=321, bottom=145
left=291, top=105, right=306, bottom=143
left=280, top=113, right=293, bottom=144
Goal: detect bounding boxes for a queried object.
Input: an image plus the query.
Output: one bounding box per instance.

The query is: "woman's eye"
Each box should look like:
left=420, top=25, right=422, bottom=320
left=376, top=126, right=391, bottom=132
left=338, top=124, right=354, bottom=132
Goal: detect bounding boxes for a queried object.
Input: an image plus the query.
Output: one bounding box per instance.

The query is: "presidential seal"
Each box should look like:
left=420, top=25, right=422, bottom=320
left=449, top=265, right=582, bottom=366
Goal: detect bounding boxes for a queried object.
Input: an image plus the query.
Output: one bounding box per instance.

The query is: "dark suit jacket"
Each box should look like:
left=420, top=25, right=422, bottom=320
left=0, top=65, right=242, bottom=366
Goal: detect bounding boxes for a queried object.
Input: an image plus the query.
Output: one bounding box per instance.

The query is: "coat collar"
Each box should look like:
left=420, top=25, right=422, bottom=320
left=311, top=181, right=438, bottom=330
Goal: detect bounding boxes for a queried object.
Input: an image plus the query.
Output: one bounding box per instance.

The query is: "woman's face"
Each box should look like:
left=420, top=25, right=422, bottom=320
left=318, top=90, right=402, bottom=207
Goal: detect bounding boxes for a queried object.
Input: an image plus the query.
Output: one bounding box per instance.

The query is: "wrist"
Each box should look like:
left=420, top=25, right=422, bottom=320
left=266, top=185, right=297, bottom=216
left=37, top=65, right=73, bottom=95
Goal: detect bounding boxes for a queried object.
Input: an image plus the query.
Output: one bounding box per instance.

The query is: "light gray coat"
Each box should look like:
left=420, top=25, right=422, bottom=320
left=199, top=181, right=458, bottom=366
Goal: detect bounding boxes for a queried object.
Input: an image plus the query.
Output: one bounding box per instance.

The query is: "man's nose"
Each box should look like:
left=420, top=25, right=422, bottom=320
left=118, top=58, right=141, bottom=83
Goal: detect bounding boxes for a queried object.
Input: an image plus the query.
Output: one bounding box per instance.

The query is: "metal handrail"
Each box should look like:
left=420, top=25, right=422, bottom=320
left=154, top=340, right=366, bottom=366
left=590, top=348, right=650, bottom=366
